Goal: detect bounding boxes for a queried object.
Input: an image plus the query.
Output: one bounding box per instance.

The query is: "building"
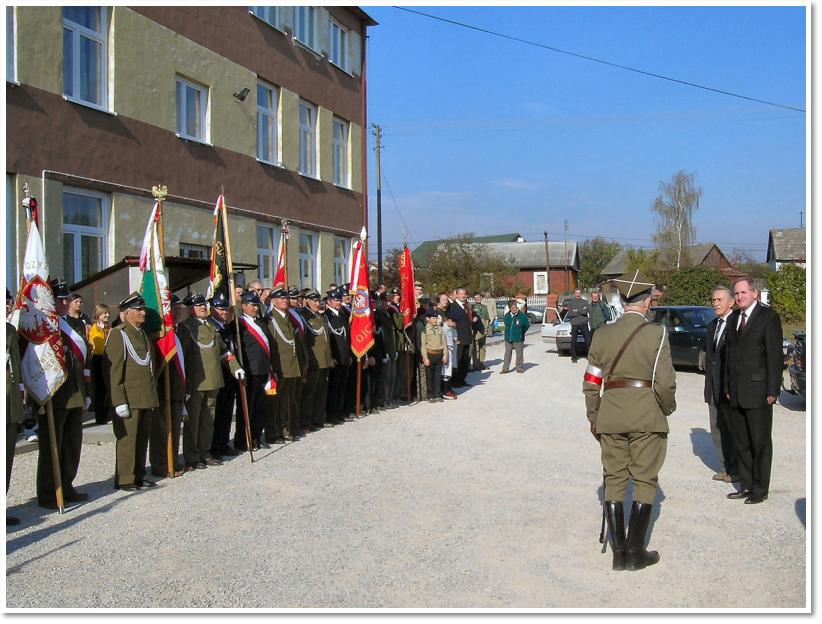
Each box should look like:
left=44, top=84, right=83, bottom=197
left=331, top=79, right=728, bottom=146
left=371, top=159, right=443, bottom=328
left=412, top=233, right=524, bottom=266
left=6, top=6, right=376, bottom=302
left=767, top=227, right=806, bottom=271
left=601, top=243, right=734, bottom=280
left=480, top=241, right=579, bottom=295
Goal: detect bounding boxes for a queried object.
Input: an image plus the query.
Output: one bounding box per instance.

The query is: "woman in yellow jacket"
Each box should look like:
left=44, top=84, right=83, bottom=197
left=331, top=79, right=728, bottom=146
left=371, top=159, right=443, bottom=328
left=88, top=303, right=111, bottom=424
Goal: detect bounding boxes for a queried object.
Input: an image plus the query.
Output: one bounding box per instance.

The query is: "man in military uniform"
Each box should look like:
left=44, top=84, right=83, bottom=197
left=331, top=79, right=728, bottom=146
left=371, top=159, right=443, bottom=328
left=7, top=289, right=25, bottom=524
left=36, top=280, right=91, bottom=508
left=105, top=292, right=160, bottom=491
left=582, top=286, right=676, bottom=571
left=299, top=289, right=333, bottom=430
left=471, top=293, right=491, bottom=370
left=287, top=286, right=311, bottom=433
left=268, top=287, right=304, bottom=441
left=386, top=287, right=406, bottom=406
left=178, top=293, right=243, bottom=471
left=325, top=287, right=352, bottom=424
left=375, top=292, right=398, bottom=410
left=209, top=293, right=242, bottom=459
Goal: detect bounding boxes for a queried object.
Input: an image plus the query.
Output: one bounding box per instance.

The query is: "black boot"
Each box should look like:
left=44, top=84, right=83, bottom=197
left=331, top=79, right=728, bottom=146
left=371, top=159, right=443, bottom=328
left=605, top=501, right=626, bottom=571
left=625, top=501, right=660, bottom=571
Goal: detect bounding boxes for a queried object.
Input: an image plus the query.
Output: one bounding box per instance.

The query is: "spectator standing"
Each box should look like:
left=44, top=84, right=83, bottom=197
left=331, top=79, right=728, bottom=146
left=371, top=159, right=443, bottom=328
left=471, top=293, right=491, bottom=371
left=88, top=303, right=112, bottom=424
left=442, top=311, right=459, bottom=400
left=421, top=309, right=446, bottom=402
left=563, top=289, right=591, bottom=363
left=447, top=288, right=474, bottom=387
left=501, top=299, right=530, bottom=374
left=588, top=290, right=612, bottom=336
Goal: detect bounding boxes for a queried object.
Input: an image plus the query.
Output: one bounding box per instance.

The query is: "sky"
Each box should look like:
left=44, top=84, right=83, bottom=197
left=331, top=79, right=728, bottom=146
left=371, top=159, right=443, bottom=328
left=362, top=4, right=807, bottom=262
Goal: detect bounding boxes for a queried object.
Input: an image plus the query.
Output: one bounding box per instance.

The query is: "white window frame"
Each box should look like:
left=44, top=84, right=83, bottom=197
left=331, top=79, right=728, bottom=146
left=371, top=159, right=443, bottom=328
left=7, top=7, right=17, bottom=84
left=249, top=6, right=280, bottom=30
left=333, top=237, right=351, bottom=287
left=256, top=224, right=280, bottom=283
left=293, top=6, right=316, bottom=50
left=298, top=100, right=318, bottom=178
left=298, top=232, right=316, bottom=289
left=533, top=271, right=549, bottom=295
left=332, top=117, right=350, bottom=188
left=175, top=76, right=210, bottom=144
left=256, top=81, right=281, bottom=166
left=329, top=17, right=348, bottom=70
left=62, top=7, right=109, bottom=111
left=62, top=187, right=110, bottom=285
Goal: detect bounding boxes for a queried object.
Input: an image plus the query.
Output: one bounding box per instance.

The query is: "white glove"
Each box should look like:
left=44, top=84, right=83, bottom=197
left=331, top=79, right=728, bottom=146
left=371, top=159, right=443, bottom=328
left=115, top=404, right=131, bottom=419
left=382, top=356, right=389, bottom=364
left=185, top=394, right=191, bottom=402
left=233, top=368, right=246, bottom=381
left=83, top=396, right=92, bottom=412
left=181, top=404, right=188, bottom=417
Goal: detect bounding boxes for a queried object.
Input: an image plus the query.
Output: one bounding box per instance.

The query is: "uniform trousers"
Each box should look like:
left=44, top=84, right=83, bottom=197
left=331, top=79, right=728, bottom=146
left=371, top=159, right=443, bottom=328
left=425, top=352, right=444, bottom=399
left=709, top=399, right=739, bottom=476
left=327, top=363, right=350, bottom=422
left=184, top=389, right=218, bottom=465
left=112, top=408, right=153, bottom=488
left=235, top=374, right=267, bottom=450
left=502, top=341, right=525, bottom=372
left=7, top=421, right=18, bottom=494
left=394, top=351, right=412, bottom=402
left=91, top=354, right=110, bottom=424
left=37, top=407, right=83, bottom=503
left=600, top=431, right=667, bottom=505
left=212, top=377, right=237, bottom=455
left=274, top=377, right=301, bottom=438
left=727, top=404, right=773, bottom=498
left=471, top=330, right=487, bottom=369
left=148, top=399, right=183, bottom=475
left=381, top=354, right=398, bottom=405
left=301, top=368, right=329, bottom=427
left=453, top=344, right=471, bottom=385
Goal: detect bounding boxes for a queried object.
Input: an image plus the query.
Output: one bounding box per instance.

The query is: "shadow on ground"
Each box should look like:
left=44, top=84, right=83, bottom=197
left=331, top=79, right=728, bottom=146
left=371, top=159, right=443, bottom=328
left=690, top=427, right=722, bottom=473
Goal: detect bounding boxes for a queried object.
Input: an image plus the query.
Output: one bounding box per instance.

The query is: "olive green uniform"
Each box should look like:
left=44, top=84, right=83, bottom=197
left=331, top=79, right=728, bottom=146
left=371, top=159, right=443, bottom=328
left=471, top=301, right=491, bottom=368
left=300, top=308, right=333, bottom=428
left=105, top=323, right=159, bottom=487
left=6, top=323, right=24, bottom=497
left=583, top=311, right=676, bottom=504
left=268, top=310, right=303, bottom=438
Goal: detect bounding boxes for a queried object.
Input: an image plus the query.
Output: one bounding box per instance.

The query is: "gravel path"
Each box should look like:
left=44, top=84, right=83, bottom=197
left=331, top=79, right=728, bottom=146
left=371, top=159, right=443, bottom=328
left=5, top=332, right=807, bottom=609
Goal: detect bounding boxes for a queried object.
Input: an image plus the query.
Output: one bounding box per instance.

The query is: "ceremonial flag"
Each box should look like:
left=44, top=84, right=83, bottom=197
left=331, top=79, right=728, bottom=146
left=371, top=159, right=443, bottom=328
left=398, top=245, right=417, bottom=328
left=349, top=229, right=374, bottom=359
left=139, top=201, right=177, bottom=363
left=207, top=195, right=230, bottom=303
left=273, top=228, right=288, bottom=287
left=13, top=222, right=68, bottom=404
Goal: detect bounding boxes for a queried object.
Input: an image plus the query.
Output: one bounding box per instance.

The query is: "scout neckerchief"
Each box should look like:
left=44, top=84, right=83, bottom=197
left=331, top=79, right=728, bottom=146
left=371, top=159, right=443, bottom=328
left=240, top=314, right=277, bottom=395
left=59, top=316, right=90, bottom=382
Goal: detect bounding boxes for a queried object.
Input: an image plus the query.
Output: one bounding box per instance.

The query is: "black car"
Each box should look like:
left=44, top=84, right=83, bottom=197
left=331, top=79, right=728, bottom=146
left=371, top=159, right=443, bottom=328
left=649, top=306, right=717, bottom=369
left=788, top=331, right=806, bottom=396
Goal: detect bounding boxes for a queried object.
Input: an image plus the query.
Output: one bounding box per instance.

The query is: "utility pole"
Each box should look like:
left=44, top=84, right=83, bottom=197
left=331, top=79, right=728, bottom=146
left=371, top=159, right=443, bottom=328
left=543, top=230, right=550, bottom=295
left=372, top=123, right=383, bottom=285
left=564, top=220, right=569, bottom=293
left=799, top=210, right=804, bottom=228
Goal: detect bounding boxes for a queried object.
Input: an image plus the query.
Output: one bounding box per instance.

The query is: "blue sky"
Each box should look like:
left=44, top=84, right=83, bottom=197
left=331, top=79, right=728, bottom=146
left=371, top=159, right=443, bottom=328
left=363, top=5, right=807, bottom=261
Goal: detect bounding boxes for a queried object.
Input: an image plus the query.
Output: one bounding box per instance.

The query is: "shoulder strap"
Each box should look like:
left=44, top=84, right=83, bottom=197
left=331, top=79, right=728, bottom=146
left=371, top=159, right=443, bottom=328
left=607, top=322, right=653, bottom=381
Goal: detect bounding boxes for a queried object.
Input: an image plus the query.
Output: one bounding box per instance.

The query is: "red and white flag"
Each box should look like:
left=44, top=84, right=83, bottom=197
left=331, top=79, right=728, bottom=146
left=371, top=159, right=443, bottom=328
left=273, top=229, right=288, bottom=288
left=349, top=228, right=374, bottom=360
left=12, top=222, right=68, bottom=405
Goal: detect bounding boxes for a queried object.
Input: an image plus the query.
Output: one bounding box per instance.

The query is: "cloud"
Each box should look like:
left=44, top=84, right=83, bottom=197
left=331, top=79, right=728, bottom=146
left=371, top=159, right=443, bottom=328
left=493, top=178, right=544, bottom=191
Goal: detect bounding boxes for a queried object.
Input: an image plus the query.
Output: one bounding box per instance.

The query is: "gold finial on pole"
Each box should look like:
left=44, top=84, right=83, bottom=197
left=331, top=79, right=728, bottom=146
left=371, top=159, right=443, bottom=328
left=282, top=218, right=290, bottom=240
left=152, top=185, right=168, bottom=202
left=220, top=184, right=225, bottom=196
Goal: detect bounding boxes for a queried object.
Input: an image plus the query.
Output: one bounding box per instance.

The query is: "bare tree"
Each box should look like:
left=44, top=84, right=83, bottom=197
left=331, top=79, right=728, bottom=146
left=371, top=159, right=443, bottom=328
left=651, top=171, right=702, bottom=270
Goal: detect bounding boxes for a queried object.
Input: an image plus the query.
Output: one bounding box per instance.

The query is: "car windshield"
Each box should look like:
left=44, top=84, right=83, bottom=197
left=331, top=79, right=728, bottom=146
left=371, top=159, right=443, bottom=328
left=681, top=308, right=716, bottom=328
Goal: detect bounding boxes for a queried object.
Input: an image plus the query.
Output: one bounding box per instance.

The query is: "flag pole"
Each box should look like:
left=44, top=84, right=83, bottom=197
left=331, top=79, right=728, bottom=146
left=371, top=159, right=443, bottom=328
left=44, top=401, right=65, bottom=513
left=152, top=185, right=177, bottom=479
left=282, top=219, right=290, bottom=288
left=221, top=187, right=254, bottom=462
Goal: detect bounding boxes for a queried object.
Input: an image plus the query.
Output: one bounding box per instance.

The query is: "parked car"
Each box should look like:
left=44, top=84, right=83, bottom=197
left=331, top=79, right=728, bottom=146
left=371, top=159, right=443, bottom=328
left=649, top=306, right=716, bottom=369
left=788, top=331, right=806, bottom=396
left=542, top=307, right=586, bottom=355
left=495, top=300, right=541, bottom=325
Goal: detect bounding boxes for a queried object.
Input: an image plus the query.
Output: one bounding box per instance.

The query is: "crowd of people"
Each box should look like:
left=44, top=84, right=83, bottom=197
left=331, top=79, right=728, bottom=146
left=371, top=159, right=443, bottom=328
left=6, top=278, right=530, bottom=521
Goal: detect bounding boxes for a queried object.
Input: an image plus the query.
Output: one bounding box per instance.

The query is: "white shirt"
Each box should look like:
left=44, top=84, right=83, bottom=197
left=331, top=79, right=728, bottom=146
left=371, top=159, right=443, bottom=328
left=736, top=300, right=758, bottom=330
left=714, top=310, right=732, bottom=345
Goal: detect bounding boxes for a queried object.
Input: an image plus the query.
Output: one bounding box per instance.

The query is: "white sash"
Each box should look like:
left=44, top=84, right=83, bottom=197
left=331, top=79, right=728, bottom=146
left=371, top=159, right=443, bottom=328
left=240, top=315, right=277, bottom=395
left=59, top=316, right=87, bottom=362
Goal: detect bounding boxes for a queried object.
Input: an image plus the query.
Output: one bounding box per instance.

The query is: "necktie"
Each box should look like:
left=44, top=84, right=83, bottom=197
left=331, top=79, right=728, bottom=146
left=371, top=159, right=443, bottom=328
left=715, top=319, right=724, bottom=346
left=740, top=312, right=747, bottom=331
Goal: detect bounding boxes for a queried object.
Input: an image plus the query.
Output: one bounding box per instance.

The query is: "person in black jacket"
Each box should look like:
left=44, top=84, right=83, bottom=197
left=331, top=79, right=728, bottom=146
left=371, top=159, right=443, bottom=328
left=208, top=293, right=241, bottom=458
left=703, top=285, right=739, bottom=483
left=447, top=288, right=474, bottom=387
left=325, top=288, right=352, bottom=424
left=724, top=278, right=783, bottom=505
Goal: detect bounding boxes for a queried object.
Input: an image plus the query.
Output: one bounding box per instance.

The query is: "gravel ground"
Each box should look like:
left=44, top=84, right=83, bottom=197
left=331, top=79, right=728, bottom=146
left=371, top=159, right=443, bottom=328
left=5, top=330, right=807, bottom=610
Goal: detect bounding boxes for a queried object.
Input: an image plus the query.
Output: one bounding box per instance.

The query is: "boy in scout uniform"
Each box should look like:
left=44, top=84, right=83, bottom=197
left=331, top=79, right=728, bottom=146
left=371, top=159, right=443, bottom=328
left=582, top=286, right=676, bottom=571
left=178, top=293, right=244, bottom=470
left=299, top=289, right=333, bottom=430
left=420, top=308, right=447, bottom=402
left=105, top=292, right=160, bottom=491
left=7, top=290, right=25, bottom=524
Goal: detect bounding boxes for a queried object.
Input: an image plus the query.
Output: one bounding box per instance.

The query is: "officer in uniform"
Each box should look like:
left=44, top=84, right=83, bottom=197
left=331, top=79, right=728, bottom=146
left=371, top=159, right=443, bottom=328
left=7, top=289, right=25, bottom=524
left=105, top=292, right=160, bottom=491
left=325, top=287, right=352, bottom=424
left=209, top=293, right=242, bottom=459
left=582, top=285, right=676, bottom=571
left=178, top=293, right=243, bottom=470
left=37, top=280, right=91, bottom=508
left=268, top=287, right=303, bottom=441
left=471, top=293, right=491, bottom=370
left=299, top=289, right=333, bottom=430
left=375, top=292, right=397, bottom=410
left=386, top=287, right=406, bottom=406
left=287, top=286, right=310, bottom=434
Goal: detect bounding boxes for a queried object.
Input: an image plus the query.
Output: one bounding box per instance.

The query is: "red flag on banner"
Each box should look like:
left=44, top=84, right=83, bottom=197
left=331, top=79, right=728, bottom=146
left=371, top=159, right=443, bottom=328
left=398, top=246, right=417, bottom=328
left=349, top=230, right=374, bottom=360
left=273, top=224, right=289, bottom=287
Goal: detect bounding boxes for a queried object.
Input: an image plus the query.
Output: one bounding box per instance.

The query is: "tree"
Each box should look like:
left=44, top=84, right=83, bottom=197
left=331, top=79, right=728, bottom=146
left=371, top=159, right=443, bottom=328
left=651, top=170, right=702, bottom=270
left=371, top=247, right=403, bottom=289
left=578, top=238, right=622, bottom=288
left=765, top=264, right=805, bottom=325
left=625, top=248, right=669, bottom=286
left=661, top=266, right=730, bottom=306
left=728, top=247, right=771, bottom=280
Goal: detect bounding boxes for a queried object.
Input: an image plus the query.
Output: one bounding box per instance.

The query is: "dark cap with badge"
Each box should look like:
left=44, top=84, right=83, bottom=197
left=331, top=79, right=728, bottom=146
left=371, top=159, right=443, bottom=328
left=49, top=278, right=72, bottom=299
left=210, top=293, right=231, bottom=309
left=326, top=288, right=343, bottom=301
left=287, top=286, right=301, bottom=299
left=341, top=284, right=350, bottom=296
left=170, top=294, right=182, bottom=306
left=389, top=287, right=400, bottom=296
left=270, top=287, right=289, bottom=299
left=241, top=291, right=261, bottom=305
left=184, top=292, right=207, bottom=306
left=303, top=288, right=321, bottom=301
left=119, top=292, right=147, bottom=310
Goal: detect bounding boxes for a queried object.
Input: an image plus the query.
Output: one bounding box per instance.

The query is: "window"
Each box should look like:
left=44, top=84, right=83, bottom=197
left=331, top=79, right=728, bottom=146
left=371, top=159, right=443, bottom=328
left=6, top=7, right=15, bottom=83
left=257, top=224, right=281, bottom=283
left=329, top=18, right=347, bottom=69
left=533, top=271, right=548, bottom=295
left=257, top=82, right=279, bottom=164
left=332, top=117, right=350, bottom=187
left=176, top=76, right=209, bottom=142
left=250, top=6, right=278, bottom=28
left=298, top=100, right=317, bottom=177
left=63, top=7, right=108, bottom=108
left=294, top=6, right=316, bottom=49
left=299, top=233, right=316, bottom=289
left=62, top=188, right=108, bottom=284
left=333, top=237, right=350, bottom=286
left=180, top=242, right=210, bottom=260
left=6, top=175, right=16, bottom=290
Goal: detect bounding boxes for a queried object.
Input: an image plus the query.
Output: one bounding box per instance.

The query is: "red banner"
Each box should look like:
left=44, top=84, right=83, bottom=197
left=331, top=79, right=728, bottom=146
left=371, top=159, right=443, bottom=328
left=273, top=229, right=287, bottom=287
left=399, top=246, right=417, bottom=328
left=348, top=239, right=374, bottom=359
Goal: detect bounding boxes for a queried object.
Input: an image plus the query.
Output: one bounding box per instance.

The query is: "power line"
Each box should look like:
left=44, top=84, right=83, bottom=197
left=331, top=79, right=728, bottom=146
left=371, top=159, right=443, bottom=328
left=379, top=164, right=418, bottom=248
left=393, top=6, right=805, bottom=114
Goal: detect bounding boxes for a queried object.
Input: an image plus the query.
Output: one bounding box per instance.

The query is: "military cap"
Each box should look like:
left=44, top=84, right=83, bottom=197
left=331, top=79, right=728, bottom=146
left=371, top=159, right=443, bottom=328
left=287, top=286, right=301, bottom=298
left=378, top=291, right=388, bottom=302
left=326, top=288, right=343, bottom=301
left=50, top=278, right=71, bottom=299
left=303, top=288, right=321, bottom=301
left=341, top=284, right=350, bottom=296
left=120, top=292, right=146, bottom=310
left=425, top=307, right=439, bottom=318
left=184, top=292, right=207, bottom=306
left=300, top=287, right=311, bottom=297
left=389, top=287, right=400, bottom=295
left=6, top=288, right=13, bottom=301
left=210, top=293, right=231, bottom=309
left=170, top=294, right=182, bottom=306
left=270, top=287, right=289, bottom=299
left=419, top=297, right=430, bottom=307
left=240, top=291, right=262, bottom=305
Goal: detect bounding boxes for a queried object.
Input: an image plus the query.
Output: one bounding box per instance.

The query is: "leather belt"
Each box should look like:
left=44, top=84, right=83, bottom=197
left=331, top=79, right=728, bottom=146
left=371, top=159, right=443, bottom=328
left=426, top=349, right=443, bottom=355
left=604, top=378, right=652, bottom=390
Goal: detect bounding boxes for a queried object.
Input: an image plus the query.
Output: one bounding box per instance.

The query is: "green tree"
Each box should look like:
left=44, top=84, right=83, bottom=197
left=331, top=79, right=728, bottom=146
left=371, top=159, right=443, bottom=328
left=625, top=248, right=669, bottom=285
left=651, top=170, right=702, bottom=270
left=661, top=266, right=730, bottom=306
left=371, top=247, right=403, bottom=289
left=766, top=264, right=806, bottom=325
left=578, top=237, right=622, bottom=288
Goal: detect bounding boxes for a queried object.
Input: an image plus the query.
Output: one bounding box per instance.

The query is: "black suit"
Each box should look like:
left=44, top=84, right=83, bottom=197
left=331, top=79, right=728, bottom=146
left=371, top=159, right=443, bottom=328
left=703, top=316, right=738, bottom=476
left=209, top=317, right=239, bottom=456
left=724, top=302, right=783, bottom=498
left=237, top=316, right=279, bottom=448
left=448, top=300, right=473, bottom=385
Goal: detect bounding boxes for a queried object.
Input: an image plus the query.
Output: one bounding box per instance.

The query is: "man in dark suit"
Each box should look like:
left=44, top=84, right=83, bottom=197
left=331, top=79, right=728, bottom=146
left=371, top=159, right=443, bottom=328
left=703, top=285, right=739, bottom=484
left=724, top=277, right=783, bottom=505
left=324, top=288, right=352, bottom=424
left=447, top=288, right=474, bottom=387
